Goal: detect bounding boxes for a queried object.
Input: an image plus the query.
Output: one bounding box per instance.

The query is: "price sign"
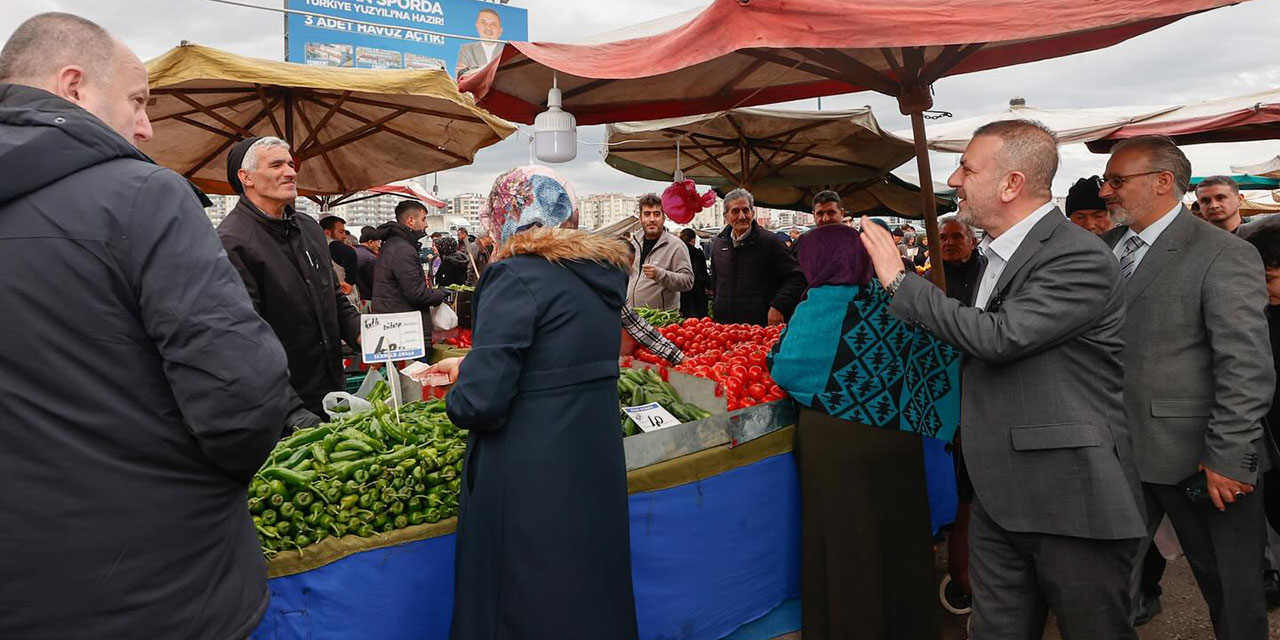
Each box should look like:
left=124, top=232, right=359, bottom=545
left=361, top=312, right=426, bottom=364
left=623, top=402, right=682, bottom=433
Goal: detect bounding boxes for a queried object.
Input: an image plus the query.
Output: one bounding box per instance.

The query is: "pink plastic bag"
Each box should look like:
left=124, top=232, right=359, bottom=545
left=661, top=180, right=716, bottom=224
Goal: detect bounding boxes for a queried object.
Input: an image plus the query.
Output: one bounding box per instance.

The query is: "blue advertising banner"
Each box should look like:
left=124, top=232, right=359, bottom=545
left=285, top=0, right=528, bottom=78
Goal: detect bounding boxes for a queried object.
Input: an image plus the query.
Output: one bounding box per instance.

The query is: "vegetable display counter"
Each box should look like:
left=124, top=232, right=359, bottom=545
left=252, top=397, right=803, bottom=640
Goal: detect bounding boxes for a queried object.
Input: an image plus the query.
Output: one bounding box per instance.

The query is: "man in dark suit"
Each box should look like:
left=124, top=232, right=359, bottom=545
left=1099, top=135, right=1274, bottom=640
left=860, top=119, right=1146, bottom=640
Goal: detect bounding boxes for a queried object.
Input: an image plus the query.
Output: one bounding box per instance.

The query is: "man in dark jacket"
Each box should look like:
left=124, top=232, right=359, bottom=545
left=924, top=216, right=984, bottom=305
left=709, top=188, right=807, bottom=325
left=218, top=135, right=362, bottom=424
left=0, top=13, right=292, bottom=640
left=679, top=227, right=710, bottom=318
left=321, top=214, right=359, bottom=295
left=374, top=200, right=449, bottom=343
left=354, top=225, right=381, bottom=303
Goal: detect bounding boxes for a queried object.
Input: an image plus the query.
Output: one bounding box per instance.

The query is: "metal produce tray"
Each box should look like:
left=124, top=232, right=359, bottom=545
left=622, top=399, right=796, bottom=471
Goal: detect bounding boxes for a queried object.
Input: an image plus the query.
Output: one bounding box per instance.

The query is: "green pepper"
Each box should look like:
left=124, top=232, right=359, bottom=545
left=253, top=483, right=271, bottom=499
left=295, top=533, right=312, bottom=547
left=261, top=509, right=278, bottom=525
left=339, top=495, right=359, bottom=510
left=408, top=496, right=423, bottom=511
left=335, top=439, right=375, bottom=454
left=356, top=524, right=375, bottom=538
left=425, top=471, right=443, bottom=486
left=358, top=493, right=374, bottom=509
left=269, top=493, right=286, bottom=508
left=343, top=480, right=360, bottom=494
left=398, top=459, right=417, bottom=471
left=279, top=425, right=334, bottom=450
left=293, top=491, right=314, bottom=508
left=260, top=467, right=315, bottom=488
left=308, top=501, right=325, bottom=516
left=340, top=427, right=384, bottom=452
left=279, top=502, right=296, bottom=519
left=408, top=511, right=426, bottom=526
left=356, top=510, right=375, bottom=523
left=380, top=522, right=395, bottom=533
left=372, top=501, right=387, bottom=514
left=368, top=463, right=384, bottom=478
left=373, top=513, right=388, bottom=528
left=447, top=479, right=461, bottom=493
left=324, top=486, right=342, bottom=504
left=310, top=442, right=329, bottom=466
left=276, top=520, right=293, bottom=535
left=328, top=450, right=362, bottom=462
left=425, top=508, right=441, bottom=523
left=439, top=466, right=457, bottom=482
left=353, top=469, right=370, bottom=484
left=393, top=514, right=409, bottom=529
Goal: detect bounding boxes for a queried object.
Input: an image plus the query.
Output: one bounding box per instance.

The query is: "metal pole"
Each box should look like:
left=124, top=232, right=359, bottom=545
left=910, top=110, right=946, bottom=290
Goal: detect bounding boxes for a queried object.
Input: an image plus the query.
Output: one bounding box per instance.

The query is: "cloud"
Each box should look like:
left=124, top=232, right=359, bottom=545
left=4, top=0, right=1278, bottom=201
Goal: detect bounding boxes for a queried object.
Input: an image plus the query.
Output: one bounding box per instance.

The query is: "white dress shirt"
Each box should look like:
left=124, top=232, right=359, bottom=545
left=481, top=41, right=500, bottom=63
left=1111, top=203, right=1181, bottom=272
left=972, top=202, right=1057, bottom=310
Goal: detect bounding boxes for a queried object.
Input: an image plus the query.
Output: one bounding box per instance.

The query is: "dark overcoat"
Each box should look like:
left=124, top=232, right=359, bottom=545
left=446, top=228, right=639, bottom=640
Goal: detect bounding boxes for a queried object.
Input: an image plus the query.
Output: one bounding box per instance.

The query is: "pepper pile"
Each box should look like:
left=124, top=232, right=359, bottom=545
left=249, top=395, right=466, bottom=556
left=634, top=317, right=787, bottom=410
left=443, top=328, right=473, bottom=348
left=633, top=307, right=682, bottom=328
left=618, top=366, right=713, bottom=437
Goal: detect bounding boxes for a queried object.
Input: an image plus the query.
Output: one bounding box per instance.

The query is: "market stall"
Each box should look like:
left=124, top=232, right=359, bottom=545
left=248, top=316, right=958, bottom=640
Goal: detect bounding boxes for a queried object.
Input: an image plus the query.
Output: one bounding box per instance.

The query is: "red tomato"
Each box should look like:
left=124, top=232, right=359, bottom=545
left=747, top=383, right=766, bottom=400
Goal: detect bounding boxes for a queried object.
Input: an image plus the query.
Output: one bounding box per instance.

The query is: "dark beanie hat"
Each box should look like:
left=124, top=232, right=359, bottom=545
left=359, top=226, right=382, bottom=243
left=1065, top=177, right=1106, bottom=214
left=225, top=136, right=266, bottom=196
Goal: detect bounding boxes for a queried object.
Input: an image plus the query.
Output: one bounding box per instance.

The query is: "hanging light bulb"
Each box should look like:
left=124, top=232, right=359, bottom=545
left=534, top=73, right=577, bottom=163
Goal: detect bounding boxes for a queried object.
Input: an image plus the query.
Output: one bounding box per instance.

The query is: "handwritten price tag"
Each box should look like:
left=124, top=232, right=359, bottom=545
left=361, top=312, right=426, bottom=364
left=622, top=402, right=682, bottom=433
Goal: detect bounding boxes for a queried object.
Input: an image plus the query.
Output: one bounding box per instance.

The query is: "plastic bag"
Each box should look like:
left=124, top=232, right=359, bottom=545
left=431, top=302, right=458, bottom=331
left=322, top=392, right=373, bottom=421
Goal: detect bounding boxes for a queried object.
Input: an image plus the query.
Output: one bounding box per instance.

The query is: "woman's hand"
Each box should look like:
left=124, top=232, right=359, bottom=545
left=427, top=357, right=465, bottom=384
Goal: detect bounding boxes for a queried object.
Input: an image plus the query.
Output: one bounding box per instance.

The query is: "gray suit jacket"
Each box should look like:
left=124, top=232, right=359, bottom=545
left=1102, top=208, right=1273, bottom=485
left=892, top=209, right=1146, bottom=540
left=456, top=42, right=499, bottom=77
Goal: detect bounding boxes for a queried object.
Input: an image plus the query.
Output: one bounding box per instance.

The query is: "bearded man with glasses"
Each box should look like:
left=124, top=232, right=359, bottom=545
left=1100, top=135, right=1275, bottom=639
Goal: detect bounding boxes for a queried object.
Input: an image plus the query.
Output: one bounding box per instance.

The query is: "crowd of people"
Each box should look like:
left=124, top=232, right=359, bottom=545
left=3, top=10, right=1280, bottom=640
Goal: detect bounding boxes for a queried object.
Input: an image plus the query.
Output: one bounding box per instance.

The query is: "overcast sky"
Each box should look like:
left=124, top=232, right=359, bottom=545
left=5, top=0, right=1279, bottom=202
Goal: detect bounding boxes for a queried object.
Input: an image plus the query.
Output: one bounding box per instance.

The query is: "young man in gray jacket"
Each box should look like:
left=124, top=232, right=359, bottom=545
left=627, top=193, right=693, bottom=311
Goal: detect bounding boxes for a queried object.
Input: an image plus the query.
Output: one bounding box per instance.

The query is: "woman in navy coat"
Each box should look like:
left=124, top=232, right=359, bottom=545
left=430, top=167, right=639, bottom=640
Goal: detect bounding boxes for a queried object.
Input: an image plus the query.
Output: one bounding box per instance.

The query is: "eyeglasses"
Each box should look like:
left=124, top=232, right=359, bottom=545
left=1095, top=171, right=1166, bottom=189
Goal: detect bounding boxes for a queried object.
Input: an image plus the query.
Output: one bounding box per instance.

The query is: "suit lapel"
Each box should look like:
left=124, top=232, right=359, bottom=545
left=1124, top=207, right=1194, bottom=305
left=989, top=208, right=1065, bottom=301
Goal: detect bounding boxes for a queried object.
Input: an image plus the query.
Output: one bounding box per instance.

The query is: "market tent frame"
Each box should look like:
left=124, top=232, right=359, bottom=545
left=143, top=43, right=516, bottom=197
left=459, top=0, right=1249, bottom=286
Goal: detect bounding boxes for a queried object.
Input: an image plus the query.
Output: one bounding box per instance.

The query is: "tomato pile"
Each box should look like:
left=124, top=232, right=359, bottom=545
left=443, top=329, right=472, bottom=348
left=632, top=317, right=787, bottom=410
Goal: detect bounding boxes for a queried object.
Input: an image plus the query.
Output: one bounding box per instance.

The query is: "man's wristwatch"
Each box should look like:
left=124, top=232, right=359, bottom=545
left=885, top=270, right=907, bottom=297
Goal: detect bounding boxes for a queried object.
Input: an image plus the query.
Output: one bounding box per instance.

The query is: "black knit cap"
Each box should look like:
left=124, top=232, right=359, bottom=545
left=1065, top=177, right=1106, bottom=214
left=225, top=136, right=265, bottom=196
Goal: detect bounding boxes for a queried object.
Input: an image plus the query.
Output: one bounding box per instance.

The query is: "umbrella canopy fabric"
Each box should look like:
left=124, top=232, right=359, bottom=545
left=458, top=0, right=1245, bottom=287
left=459, top=0, right=1243, bottom=126
left=143, top=44, right=516, bottom=196
left=1231, top=156, right=1280, bottom=180
left=1087, top=87, right=1280, bottom=151
left=605, top=107, right=949, bottom=218
left=897, top=102, right=1178, bottom=153
left=1190, top=174, right=1280, bottom=190
left=366, top=184, right=448, bottom=209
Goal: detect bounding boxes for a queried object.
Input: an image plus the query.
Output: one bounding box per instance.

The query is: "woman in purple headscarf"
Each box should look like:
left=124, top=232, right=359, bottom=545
left=768, top=223, right=961, bottom=640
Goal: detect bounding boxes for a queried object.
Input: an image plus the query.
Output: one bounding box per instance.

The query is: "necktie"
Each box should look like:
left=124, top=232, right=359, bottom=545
left=1118, top=235, right=1144, bottom=280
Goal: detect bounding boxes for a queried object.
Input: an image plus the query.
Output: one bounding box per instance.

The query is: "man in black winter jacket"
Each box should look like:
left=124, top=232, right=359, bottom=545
left=709, top=188, right=807, bottom=325
left=0, top=13, right=292, bottom=640
left=374, top=200, right=449, bottom=344
left=218, top=135, right=363, bottom=424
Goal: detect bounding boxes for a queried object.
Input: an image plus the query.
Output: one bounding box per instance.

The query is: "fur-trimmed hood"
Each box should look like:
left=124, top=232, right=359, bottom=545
left=493, top=227, right=630, bottom=270
left=493, top=227, right=630, bottom=310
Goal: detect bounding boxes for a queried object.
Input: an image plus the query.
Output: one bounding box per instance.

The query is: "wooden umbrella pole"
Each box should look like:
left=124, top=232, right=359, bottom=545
left=909, top=109, right=946, bottom=290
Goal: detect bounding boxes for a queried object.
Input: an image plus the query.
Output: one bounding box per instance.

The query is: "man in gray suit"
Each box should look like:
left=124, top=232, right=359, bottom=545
left=455, top=8, right=503, bottom=78
left=1098, top=135, right=1273, bottom=640
left=860, top=119, right=1146, bottom=640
